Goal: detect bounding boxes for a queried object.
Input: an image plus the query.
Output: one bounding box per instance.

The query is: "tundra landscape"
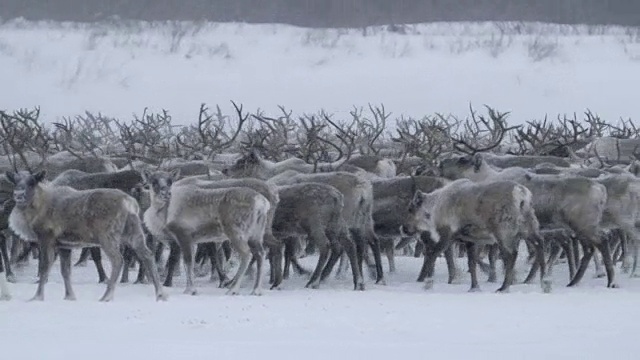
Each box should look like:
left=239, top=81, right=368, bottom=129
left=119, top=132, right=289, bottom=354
left=2, top=14, right=640, bottom=360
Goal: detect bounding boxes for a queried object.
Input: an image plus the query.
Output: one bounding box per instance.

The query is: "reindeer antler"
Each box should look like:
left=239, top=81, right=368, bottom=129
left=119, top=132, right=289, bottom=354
left=451, top=104, right=519, bottom=155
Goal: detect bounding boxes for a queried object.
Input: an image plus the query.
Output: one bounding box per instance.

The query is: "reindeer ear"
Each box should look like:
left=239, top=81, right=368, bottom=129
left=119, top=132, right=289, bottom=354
left=472, top=153, right=483, bottom=171
left=248, top=148, right=261, bottom=162
left=412, top=190, right=426, bottom=207
left=629, top=161, right=640, bottom=177
left=5, top=172, right=16, bottom=184
left=141, top=170, right=152, bottom=183
left=169, top=168, right=181, bottom=181
left=34, top=170, right=47, bottom=183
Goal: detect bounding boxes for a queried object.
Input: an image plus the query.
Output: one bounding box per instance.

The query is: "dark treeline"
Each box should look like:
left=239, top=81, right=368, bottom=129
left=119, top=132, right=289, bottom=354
left=1, top=0, right=639, bottom=28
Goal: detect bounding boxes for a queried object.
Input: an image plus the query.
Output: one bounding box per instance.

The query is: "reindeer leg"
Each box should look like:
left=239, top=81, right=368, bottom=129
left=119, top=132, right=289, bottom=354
left=74, top=247, right=91, bottom=267
left=177, top=238, right=197, bottom=296
left=0, top=234, right=14, bottom=283
left=248, top=239, right=264, bottom=296
left=496, top=245, right=517, bottom=293
left=59, top=248, right=76, bottom=300
left=417, top=237, right=434, bottom=282
left=367, top=229, right=386, bottom=285
left=320, top=245, right=343, bottom=283
left=342, top=228, right=365, bottom=291
left=15, top=242, right=36, bottom=265
left=568, top=241, right=595, bottom=287
left=130, top=227, right=167, bottom=301
left=163, top=241, right=181, bottom=287
left=120, top=247, right=132, bottom=283
left=306, top=229, right=331, bottom=289
left=98, top=237, right=123, bottom=302
left=268, top=243, right=284, bottom=289
left=90, top=247, right=107, bottom=284
left=0, top=246, right=10, bottom=301
left=445, top=244, right=459, bottom=284
left=226, top=239, right=252, bottom=296
left=595, top=241, right=617, bottom=288
left=385, top=238, right=396, bottom=273
left=30, top=241, right=55, bottom=302
left=466, top=242, right=480, bottom=292
left=282, top=236, right=295, bottom=279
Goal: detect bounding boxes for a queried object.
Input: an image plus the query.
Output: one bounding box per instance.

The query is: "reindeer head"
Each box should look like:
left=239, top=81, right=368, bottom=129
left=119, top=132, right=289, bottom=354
left=222, top=148, right=262, bottom=178
left=438, top=153, right=484, bottom=180
left=142, top=169, right=180, bottom=205
left=401, top=190, right=437, bottom=239
left=5, top=170, right=47, bottom=209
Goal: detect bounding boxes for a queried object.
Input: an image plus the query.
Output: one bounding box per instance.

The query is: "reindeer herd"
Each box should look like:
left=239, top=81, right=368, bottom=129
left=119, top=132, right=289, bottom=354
left=1, top=103, right=640, bottom=302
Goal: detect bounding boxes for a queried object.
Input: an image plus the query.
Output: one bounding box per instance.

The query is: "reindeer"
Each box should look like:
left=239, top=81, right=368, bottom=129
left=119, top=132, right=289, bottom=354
left=338, top=155, right=396, bottom=178
left=478, top=153, right=571, bottom=169
left=577, top=137, right=640, bottom=163
left=1, top=174, right=17, bottom=283
left=51, top=168, right=150, bottom=284
left=5, top=170, right=166, bottom=302
left=142, top=170, right=271, bottom=296
left=164, top=175, right=281, bottom=289
left=273, top=183, right=364, bottom=290
left=371, top=176, right=453, bottom=280
left=438, top=153, right=613, bottom=288
left=0, top=235, right=9, bottom=300
left=401, top=178, right=550, bottom=293
left=265, top=170, right=386, bottom=285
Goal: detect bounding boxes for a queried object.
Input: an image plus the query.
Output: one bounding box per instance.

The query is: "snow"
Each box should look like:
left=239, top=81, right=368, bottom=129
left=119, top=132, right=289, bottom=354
left=2, top=19, right=640, bottom=358
left=2, top=251, right=640, bottom=359
left=1, top=20, right=640, bottom=125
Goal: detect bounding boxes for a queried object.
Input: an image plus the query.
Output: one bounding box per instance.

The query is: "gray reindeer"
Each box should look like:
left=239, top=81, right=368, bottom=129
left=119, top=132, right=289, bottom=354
left=0, top=241, right=9, bottom=300
left=142, top=170, right=271, bottom=296
left=165, top=175, right=281, bottom=288
left=438, top=153, right=612, bottom=287
left=401, top=178, right=551, bottom=293
left=6, top=170, right=166, bottom=302
left=273, top=182, right=364, bottom=290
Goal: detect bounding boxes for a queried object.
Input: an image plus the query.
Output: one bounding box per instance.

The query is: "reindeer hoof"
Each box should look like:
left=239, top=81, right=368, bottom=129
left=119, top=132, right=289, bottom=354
left=542, top=280, right=552, bottom=293
left=608, top=283, right=619, bottom=289
left=134, top=278, right=149, bottom=285
left=0, top=294, right=11, bottom=301
left=99, top=295, right=114, bottom=302
left=375, top=278, right=387, bottom=286
left=183, top=288, right=198, bottom=296
left=64, top=294, right=77, bottom=301
left=468, top=287, right=481, bottom=293
left=354, top=282, right=366, bottom=291
left=423, top=278, right=434, bottom=290
left=6, top=274, right=16, bottom=283
left=250, top=289, right=263, bottom=296
left=595, top=273, right=606, bottom=278
left=309, top=283, right=321, bottom=290
left=29, top=294, right=44, bottom=302
left=495, top=287, right=510, bottom=293
left=156, top=292, right=169, bottom=301
left=226, top=289, right=240, bottom=296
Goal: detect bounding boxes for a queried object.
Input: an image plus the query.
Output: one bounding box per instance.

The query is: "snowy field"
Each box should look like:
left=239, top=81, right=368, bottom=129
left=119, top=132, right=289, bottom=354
left=3, top=19, right=640, bottom=359
left=1, top=20, right=640, bottom=124
left=2, top=249, right=640, bottom=360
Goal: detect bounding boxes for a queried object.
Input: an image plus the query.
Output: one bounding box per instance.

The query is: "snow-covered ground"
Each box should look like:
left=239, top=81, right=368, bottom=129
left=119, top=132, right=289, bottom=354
left=3, top=19, right=640, bottom=359
left=2, top=250, right=640, bottom=360
left=1, top=20, right=640, bottom=125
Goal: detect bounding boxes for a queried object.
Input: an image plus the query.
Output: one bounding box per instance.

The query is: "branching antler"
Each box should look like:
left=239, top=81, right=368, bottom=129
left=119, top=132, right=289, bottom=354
left=451, top=105, right=519, bottom=155
left=0, top=107, right=50, bottom=172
